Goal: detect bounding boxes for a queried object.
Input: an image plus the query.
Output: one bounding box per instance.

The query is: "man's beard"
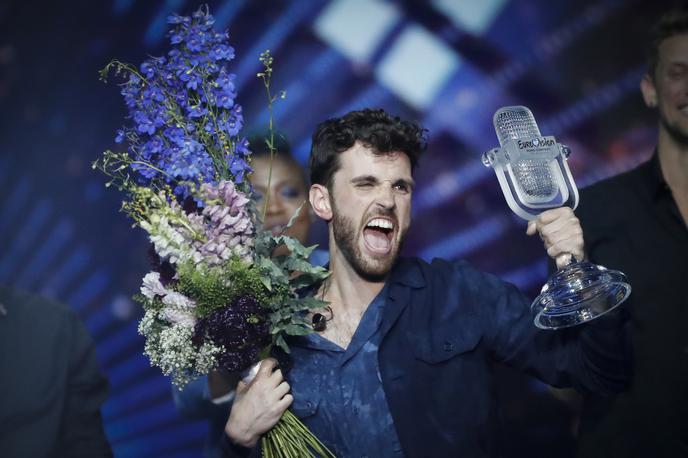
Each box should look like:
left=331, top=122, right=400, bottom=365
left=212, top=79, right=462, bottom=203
left=331, top=201, right=405, bottom=282
left=660, top=107, right=688, bottom=147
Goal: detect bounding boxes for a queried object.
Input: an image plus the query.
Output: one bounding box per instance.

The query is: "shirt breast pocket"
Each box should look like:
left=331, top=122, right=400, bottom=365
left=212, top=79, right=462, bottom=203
left=411, top=318, right=482, bottom=364
left=290, top=393, right=320, bottom=419
left=408, top=317, right=489, bottom=425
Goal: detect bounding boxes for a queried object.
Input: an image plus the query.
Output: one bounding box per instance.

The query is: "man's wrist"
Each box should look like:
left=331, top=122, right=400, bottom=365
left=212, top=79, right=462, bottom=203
left=225, top=420, right=258, bottom=448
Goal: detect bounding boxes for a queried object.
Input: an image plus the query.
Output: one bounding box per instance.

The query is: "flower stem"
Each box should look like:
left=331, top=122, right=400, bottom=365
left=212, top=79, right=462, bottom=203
left=261, top=410, right=336, bottom=458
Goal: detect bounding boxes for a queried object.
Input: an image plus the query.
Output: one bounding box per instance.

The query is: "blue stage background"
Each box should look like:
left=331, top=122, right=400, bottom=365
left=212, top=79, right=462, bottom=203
left=0, top=0, right=673, bottom=456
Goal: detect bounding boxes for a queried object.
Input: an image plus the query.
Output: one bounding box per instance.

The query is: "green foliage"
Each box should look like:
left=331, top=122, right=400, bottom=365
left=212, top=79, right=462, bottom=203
left=133, top=293, right=165, bottom=312
left=176, top=261, right=234, bottom=316
left=175, top=257, right=290, bottom=317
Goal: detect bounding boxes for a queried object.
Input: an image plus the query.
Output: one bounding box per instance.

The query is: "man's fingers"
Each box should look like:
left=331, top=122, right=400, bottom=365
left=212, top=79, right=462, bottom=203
left=538, top=207, right=574, bottom=224
left=527, top=209, right=577, bottom=237
left=555, top=253, right=573, bottom=269
left=257, top=358, right=278, bottom=377
left=541, top=223, right=583, bottom=248
left=547, top=243, right=584, bottom=266
left=274, top=381, right=290, bottom=400
left=537, top=212, right=580, bottom=236
left=277, top=393, right=294, bottom=411
left=270, top=368, right=284, bottom=382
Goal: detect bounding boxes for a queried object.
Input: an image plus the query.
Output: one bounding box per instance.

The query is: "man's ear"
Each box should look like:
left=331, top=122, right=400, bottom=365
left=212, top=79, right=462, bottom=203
left=309, top=184, right=333, bottom=221
left=640, top=73, right=658, bottom=108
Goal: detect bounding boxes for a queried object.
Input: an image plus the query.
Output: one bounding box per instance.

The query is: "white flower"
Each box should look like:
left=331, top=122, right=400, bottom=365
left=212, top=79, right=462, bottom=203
left=162, top=308, right=196, bottom=327
left=162, top=291, right=195, bottom=309
left=141, top=271, right=167, bottom=299
left=161, top=291, right=197, bottom=327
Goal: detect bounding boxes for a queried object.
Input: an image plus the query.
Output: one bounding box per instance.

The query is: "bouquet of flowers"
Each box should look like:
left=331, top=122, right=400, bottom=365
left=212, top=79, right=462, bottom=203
left=94, top=7, right=334, bottom=457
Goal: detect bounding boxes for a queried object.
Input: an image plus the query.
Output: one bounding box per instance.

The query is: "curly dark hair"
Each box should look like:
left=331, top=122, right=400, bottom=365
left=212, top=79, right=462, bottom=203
left=647, top=5, right=688, bottom=78
left=309, top=108, right=427, bottom=187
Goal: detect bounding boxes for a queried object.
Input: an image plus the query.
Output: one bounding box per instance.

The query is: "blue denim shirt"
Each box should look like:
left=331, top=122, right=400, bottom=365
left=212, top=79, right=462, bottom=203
left=220, top=256, right=631, bottom=457
left=287, top=284, right=404, bottom=457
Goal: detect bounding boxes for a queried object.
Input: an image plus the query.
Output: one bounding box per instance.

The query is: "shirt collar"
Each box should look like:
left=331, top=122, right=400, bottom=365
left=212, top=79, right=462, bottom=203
left=647, top=149, right=672, bottom=199
left=387, top=257, right=426, bottom=289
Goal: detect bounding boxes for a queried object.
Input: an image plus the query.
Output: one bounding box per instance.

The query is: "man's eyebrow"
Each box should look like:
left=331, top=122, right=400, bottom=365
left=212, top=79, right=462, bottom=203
left=350, top=175, right=379, bottom=184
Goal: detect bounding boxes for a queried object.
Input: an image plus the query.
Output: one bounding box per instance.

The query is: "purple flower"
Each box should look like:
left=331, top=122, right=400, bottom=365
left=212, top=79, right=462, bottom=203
left=112, top=6, right=249, bottom=195
left=167, top=13, right=190, bottom=25
left=209, top=44, right=235, bottom=61
left=186, top=104, right=208, bottom=118
left=193, top=296, right=270, bottom=373
left=229, top=156, right=251, bottom=184
left=133, top=111, right=156, bottom=135
left=132, top=161, right=158, bottom=179
left=140, top=61, right=156, bottom=79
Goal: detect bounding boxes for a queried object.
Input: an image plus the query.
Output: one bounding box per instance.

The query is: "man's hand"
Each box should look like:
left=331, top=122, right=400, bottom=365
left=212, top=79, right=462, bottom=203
left=526, top=207, right=585, bottom=269
left=224, top=358, right=293, bottom=448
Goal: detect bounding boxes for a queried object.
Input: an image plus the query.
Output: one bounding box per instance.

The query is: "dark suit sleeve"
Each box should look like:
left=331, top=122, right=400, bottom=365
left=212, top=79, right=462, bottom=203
left=58, top=311, right=113, bottom=457
left=474, top=265, right=632, bottom=396
left=219, top=432, right=257, bottom=457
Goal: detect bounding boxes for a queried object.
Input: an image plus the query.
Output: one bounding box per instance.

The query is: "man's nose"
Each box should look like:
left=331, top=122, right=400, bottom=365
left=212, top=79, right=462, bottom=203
left=376, top=185, right=396, bottom=210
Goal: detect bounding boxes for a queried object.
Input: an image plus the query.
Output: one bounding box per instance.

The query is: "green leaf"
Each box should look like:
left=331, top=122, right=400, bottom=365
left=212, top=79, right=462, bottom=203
left=283, top=324, right=313, bottom=336
left=274, top=333, right=290, bottom=354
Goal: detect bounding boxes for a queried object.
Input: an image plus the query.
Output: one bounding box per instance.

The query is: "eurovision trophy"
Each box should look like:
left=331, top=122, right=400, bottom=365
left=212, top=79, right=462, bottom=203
left=482, top=106, right=631, bottom=329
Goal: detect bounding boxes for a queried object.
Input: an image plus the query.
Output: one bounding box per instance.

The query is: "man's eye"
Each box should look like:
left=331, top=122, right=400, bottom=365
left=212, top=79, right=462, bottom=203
left=668, top=66, right=687, bottom=78
left=357, top=182, right=374, bottom=188
left=394, top=183, right=410, bottom=193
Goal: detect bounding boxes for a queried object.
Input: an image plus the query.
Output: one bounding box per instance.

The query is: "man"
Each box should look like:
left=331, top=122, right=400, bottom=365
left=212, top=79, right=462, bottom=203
left=570, top=7, right=688, bottom=457
left=222, top=109, right=631, bottom=457
left=0, top=285, right=113, bottom=457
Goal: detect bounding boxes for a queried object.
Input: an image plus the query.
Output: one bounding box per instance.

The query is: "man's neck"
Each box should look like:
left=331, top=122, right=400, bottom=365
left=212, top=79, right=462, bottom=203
left=657, top=127, right=688, bottom=225
left=317, top=246, right=388, bottom=349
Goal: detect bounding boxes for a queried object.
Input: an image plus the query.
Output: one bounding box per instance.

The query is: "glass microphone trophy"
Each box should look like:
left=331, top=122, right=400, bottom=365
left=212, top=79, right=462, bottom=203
left=482, top=106, right=631, bottom=329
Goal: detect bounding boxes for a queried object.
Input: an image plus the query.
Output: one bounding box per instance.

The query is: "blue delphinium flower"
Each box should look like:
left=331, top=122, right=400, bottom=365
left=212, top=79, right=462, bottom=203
left=113, top=7, right=247, bottom=197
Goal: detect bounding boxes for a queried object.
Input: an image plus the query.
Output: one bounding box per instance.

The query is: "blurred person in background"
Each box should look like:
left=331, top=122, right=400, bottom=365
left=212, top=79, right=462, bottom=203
left=564, top=6, right=688, bottom=457
left=0, top=285, right=113, bottom=457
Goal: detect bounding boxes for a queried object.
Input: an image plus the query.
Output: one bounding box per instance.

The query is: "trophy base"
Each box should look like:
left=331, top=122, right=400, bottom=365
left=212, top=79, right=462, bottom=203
left=531, top=261, right=631, bottom=330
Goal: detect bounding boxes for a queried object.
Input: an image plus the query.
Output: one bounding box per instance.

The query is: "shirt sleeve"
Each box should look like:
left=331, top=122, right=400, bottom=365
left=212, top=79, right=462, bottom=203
left=458, top=261, right=632, bottom=396
left=171, top=376, right=233, bottom=419
left=219, top=432, right=256, bottom=457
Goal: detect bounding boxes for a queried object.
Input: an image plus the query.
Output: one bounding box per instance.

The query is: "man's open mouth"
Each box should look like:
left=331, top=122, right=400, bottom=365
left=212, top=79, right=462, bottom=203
left=362, top=217, right=395, bottom=254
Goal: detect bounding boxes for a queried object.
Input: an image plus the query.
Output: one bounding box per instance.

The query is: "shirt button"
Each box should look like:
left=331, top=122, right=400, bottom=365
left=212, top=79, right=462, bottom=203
left=306, top=401, right=313, bottom=410
left=353, top=406, right=360, bottom=415
left=443, top=341, right=454, bottom=352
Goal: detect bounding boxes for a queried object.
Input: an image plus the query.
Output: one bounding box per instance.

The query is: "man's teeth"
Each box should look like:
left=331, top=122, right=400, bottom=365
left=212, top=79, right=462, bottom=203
left=367, top=218, right=393, bottom=230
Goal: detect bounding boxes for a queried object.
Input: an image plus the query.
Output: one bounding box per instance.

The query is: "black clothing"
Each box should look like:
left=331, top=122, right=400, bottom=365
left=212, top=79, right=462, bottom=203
left=0, top=286, right=113, bottom=458
left=575, top=152, right=688, bottom=457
